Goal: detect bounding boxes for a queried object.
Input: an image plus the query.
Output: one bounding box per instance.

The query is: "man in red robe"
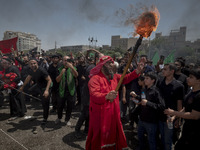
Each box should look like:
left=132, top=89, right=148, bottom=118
left=86, top=55, right=144, bottom=150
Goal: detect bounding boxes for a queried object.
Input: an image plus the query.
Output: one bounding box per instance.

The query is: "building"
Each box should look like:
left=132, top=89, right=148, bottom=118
left=3, top=31, right=41, bottom=52
left=111, top=35, right=149, bottom=50
left=155, top=26, right=187, bottom=49
left=60, top=45, right=90, bottom=52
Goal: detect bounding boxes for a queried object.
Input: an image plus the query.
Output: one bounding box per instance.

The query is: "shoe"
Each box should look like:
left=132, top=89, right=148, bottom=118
left=8, top=116, right=18, bottom=121
left=75, top=131, right=82, bottom=139
left=55, top=118, right=61, bottom=124
left=65, top=121, right=72, bottom=126
left=41, top=119, right=47, bottom=125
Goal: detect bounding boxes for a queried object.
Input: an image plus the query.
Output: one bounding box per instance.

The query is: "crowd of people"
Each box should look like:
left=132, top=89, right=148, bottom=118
left=0, top=48, right=200, bottom=150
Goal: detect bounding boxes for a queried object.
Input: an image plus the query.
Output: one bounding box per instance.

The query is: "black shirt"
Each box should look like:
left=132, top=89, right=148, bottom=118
left=28, top=67, right=49, bottom=89
left=157, top=78, right=184, bottom=121
left=76, top=64, right=86, bottom=86
left=139, top=86, right=165, bottom=123
left=48, top=63, right=59, bottom=90
left=174, top=73, right=188, bottom=94
left=182, top=90, right=200, bottom=139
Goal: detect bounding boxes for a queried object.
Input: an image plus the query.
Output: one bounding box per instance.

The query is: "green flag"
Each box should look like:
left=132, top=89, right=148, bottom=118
left=164, top=50, right=175, bottom=64
left=152, top=51, right=159, bottom=65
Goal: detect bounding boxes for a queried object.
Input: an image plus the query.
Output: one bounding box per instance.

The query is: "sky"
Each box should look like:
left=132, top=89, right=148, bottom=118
left=0, top=0, right=199, bottom=50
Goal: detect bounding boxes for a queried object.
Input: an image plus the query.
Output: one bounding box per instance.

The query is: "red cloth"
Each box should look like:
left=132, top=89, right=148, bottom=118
left=89, top=55, right=113, bottom=78
left=86, top=70, right=140, bottom=150
left=0, top=37, right=18, bottom=54
left=1, top=72, right=17, bottom=89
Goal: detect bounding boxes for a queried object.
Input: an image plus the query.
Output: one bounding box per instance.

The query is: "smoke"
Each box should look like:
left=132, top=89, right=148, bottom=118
left=78, top=0, right=103, bottom=21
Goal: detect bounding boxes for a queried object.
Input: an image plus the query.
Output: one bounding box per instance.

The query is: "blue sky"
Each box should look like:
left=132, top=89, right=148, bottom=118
left=0, top=0, right=199, bottom=50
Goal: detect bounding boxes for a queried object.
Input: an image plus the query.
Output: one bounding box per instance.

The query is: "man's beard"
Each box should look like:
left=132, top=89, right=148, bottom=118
left=103, top=65, right=114, bottom=80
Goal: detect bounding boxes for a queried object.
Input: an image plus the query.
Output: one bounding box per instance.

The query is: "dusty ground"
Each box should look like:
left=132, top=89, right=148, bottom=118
left=0, top=99, right=139, bottom=150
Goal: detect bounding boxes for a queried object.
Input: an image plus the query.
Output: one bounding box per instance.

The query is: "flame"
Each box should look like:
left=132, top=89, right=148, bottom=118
left=134, top=7, right=160, bottom=38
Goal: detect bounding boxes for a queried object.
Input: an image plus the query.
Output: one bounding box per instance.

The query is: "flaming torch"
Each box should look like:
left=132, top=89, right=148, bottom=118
left=115, top=7, right=160, bottom=91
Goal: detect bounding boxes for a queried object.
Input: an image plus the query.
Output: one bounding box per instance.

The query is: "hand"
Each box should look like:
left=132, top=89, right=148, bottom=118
left=136, top=61, right=145, bottom=74
left=106, top=90, right=117, bottom=102
left=130, top=91, right=137, bottom=97
left=61, top=68, right=66, bottom=74
left=164, top=108, right=175, bottom=116
left=19, top=86, right=24, bottom=92
left=174, top=118, right=181, bottom=128
left=81, top=76, right=86, bottom=80
left=43, top=90, right=49, bottom=98
left=141, top=99, right=147, bottom=106
left=65, top=62, right=73, bottom=68
left=122, top=98, right=126, bottom=104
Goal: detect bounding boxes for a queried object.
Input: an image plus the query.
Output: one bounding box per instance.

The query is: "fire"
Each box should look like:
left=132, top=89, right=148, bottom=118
left=134, top=7, right=160, bottom=38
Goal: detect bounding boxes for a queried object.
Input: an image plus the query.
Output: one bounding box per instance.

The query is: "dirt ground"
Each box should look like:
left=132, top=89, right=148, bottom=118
left=0, top=99, right=139, bottom=150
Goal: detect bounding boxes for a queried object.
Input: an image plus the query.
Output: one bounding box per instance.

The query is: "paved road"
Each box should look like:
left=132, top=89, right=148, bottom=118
left=0, top=100, right=138, bottom=150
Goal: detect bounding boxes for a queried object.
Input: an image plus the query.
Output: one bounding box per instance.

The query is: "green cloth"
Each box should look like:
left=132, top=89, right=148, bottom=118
left=58, top=66, right=76, bottom=97
left=164, top=50, right=175, bottom=64
left=152, top=51, right=160, bottom=66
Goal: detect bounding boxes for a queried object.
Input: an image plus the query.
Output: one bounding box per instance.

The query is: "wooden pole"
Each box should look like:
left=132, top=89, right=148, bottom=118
left=115, top=36, right=143, bottom=92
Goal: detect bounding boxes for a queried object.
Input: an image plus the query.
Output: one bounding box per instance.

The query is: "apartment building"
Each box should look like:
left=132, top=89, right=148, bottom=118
left=3, top=31, right=41, bottom=52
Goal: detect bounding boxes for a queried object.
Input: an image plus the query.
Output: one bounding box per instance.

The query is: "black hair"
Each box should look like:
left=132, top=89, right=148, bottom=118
left=138, top=75, right=145, bottom=81
left=175, top=57, right=185, bottom=67
left=189, top=68, right=200, bottom=80
left=164, top=63, right=177, bottom=72
left=144, top=71, right=157, bottom=83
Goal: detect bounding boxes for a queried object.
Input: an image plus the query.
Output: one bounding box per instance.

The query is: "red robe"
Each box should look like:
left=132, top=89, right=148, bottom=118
left=86, top=70, right=140, bottom=150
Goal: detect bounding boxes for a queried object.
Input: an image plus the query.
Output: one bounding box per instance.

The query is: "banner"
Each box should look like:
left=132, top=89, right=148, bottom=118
left=164, top=50, right=175, bottom=64
left=152, top=51, right=159, bottom=65
left=0, top=37, right=18, bottom=54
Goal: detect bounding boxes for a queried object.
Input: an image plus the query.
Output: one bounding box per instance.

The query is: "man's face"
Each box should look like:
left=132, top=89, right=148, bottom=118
left=62, top=56, right=70, bottom=67
left=174, top=61, right=181, bottom=72
left=52, top=57, right=59, bottom=64
left=79, top=57, right=84, bottom=64
left=29, top=60, right=38, bottom=71
left=187, top=74, right=200, bottom=87
left=22, top=56, right=29, bottom=64
left=162, top=65, right=174, bottom=77
left=144, top=76, right=155, bottom=87
left=103, top=60, right=114, bottom=79
left=1, top=59, right=10, bottom=69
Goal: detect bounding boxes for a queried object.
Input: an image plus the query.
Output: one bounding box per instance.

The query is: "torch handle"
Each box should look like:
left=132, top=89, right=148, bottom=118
left=115, top=36, right=143, bottom=92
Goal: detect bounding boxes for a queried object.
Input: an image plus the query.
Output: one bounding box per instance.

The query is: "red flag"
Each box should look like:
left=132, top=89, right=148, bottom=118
left=0, top=37, right=18, bottom=54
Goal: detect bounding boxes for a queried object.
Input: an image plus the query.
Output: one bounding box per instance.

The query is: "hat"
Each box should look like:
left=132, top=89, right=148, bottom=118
left=89, top=55, right=114, bottom=78
left=51, top=54, right=59, bottom=58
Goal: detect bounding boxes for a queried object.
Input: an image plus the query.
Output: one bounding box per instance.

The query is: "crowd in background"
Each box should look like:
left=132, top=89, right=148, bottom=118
left=0, top=48, right=200, bottom=150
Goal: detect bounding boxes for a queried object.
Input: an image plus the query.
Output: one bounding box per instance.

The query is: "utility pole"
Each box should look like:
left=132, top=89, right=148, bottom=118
left=55, top=41, right=57, bottom=51
left=88, top=36, right=98, bottom=49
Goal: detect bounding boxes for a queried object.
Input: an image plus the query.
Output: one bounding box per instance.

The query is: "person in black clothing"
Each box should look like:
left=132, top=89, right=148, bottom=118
left=164, top=68, right=200, bottom=150
left=76, top=56, right=86, bottom=106
left=75, top=58, right=95, bottom=138
left=131, top=71, right=165, bottom=150
left=16, top=55, right=32, bottom=102
left=20, top=58, right=52, bottom=125
left=174, top=58, right=188, bottom=93
left=1, top=56, right=26, bottom=119
left=55, top=56, right=78, bottom=126
left=48, top=54, right=60, bottom=112
left=157, top=63, right=184, bottom=150
left=129, top=75, right=145, bottom=129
